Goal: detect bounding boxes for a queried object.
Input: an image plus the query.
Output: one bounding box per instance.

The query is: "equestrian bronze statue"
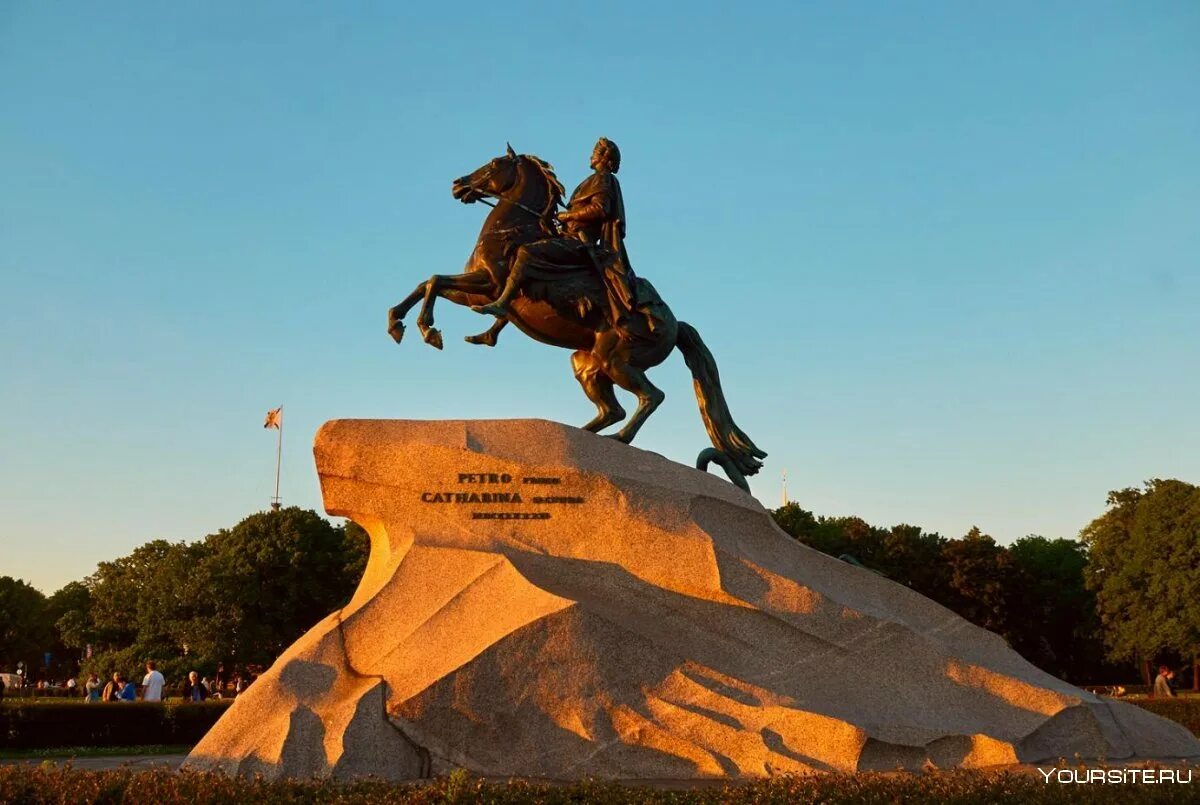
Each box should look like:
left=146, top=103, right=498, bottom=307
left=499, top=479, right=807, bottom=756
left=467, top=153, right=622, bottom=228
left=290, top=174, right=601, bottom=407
left=386, top=140, right=766, bottom=490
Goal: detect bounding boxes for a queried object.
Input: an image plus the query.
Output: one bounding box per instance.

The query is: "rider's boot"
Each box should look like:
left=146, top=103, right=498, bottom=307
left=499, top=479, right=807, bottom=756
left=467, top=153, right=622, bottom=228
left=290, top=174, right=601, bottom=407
left=465, top=318, right=505, bottom=347
left=464, top=330, right=498, bottom=346
left=471, top=274, right=519, bottom=318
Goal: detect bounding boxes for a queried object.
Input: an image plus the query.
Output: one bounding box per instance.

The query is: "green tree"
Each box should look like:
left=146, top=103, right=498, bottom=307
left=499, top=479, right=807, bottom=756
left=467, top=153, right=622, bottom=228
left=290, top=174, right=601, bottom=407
left=772, top=504, right=889, bottom=567
left=43, top=581, right=94, bottom=677
left=0, top=577, right=49, bottom=672
left=1082, top=479, right=1200, bottom=670
left=77, top=508, right=368, bottom=682
left=1006, top=536, right=1114, bottom=682
left=939, top=527, right=1025, bottom=643
left=772, top=502, right=819, bottom=544
left=47, top=581, right=93, bottom=651
left=772, top=504, right=947, bottom=595
left=197, top=507, right=367, bottom=667
left=880, top=524, right=947, bottom=597
left=88, top=540, right=208, bottom=652
left=83, top=539, right=210, bottom=681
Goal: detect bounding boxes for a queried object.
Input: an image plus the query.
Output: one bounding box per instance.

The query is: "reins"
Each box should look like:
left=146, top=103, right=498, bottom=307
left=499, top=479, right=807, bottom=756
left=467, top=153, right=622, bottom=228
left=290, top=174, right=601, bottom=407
left=472, top=189, right=546, bottom=220
left=466, top=157, right=565, bottom=234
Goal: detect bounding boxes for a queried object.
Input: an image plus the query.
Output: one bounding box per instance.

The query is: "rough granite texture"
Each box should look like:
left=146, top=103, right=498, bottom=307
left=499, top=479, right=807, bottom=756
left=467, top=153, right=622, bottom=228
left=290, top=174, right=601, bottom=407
left=185, top=419, right=1200, bottom=780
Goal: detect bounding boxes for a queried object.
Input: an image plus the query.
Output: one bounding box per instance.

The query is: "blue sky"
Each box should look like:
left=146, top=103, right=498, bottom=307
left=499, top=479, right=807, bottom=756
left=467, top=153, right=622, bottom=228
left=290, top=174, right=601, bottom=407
left=2, top=2, right=1197, bottom=594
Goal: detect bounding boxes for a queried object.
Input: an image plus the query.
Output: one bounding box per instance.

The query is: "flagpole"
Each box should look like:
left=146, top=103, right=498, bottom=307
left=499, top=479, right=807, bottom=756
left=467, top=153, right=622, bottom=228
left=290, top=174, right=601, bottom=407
left=272, top=406, right=283, bottom=511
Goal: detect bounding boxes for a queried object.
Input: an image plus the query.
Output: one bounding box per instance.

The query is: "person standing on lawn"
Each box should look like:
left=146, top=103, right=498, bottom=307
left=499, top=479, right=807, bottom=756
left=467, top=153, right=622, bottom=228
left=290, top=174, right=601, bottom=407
left=1153, top=665, right=1177, bottom=698
left=142, top=661, right=165, bottom=702
left=183, top=670, right=208, bottom=702
left=118, top=675, right=137, bottom=702
left=102, top=672, right=121, bottom=701
left=85, top=673, right=101, bottom=702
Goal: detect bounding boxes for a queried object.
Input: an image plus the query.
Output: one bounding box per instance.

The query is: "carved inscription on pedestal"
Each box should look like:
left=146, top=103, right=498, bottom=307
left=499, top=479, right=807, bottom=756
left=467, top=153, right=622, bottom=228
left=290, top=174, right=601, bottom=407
left=420, top=471, right=585, bottom=520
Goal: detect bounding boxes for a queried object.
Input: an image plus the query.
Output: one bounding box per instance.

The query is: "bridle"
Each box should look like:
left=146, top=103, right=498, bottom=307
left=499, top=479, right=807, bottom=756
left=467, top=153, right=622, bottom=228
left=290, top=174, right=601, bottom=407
left=464, top=157, right=563, bottom=229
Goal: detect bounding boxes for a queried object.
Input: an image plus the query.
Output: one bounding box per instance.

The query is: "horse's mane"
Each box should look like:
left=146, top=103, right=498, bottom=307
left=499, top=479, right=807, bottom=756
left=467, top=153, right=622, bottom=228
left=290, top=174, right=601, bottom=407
left=522, top=154, right=565, bottom=209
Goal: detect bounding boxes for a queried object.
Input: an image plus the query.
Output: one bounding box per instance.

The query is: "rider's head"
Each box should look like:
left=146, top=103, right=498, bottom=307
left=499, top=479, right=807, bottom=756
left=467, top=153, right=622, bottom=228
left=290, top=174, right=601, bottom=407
left=592, top=137, right=620, bottom=173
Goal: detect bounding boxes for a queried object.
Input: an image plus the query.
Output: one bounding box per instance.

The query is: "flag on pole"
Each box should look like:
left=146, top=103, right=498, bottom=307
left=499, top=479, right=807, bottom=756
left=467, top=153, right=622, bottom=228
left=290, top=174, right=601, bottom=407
left=265, top=406, right=284, bottom=509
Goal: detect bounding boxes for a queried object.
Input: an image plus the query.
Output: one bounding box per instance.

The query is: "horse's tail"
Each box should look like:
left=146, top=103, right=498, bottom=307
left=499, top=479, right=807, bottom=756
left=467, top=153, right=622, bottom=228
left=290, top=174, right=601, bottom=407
left=674, top=321, right=766, bottom=491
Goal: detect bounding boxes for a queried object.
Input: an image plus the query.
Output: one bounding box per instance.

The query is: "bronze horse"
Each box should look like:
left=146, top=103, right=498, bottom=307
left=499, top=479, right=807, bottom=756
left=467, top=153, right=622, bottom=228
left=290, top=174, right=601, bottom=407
left=386, top=146, right=766, bottom=490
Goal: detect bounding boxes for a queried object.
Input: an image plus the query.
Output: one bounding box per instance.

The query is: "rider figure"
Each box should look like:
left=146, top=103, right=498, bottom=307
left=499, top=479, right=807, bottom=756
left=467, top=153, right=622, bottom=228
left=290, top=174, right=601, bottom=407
left=473, top=137, right=652, bottom=334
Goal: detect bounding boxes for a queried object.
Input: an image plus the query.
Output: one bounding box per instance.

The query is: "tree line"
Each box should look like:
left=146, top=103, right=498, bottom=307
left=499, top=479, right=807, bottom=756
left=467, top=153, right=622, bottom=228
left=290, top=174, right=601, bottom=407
left=1, top=479, right=1197, bottom=688
left=772, top=478, right=1200, bottom=686
left=0, top=507, right=367, bottom=685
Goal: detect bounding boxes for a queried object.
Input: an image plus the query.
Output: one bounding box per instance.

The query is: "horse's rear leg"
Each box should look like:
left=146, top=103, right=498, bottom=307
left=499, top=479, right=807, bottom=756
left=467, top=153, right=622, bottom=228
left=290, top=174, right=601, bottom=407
left=572, top=351, right=626, bottom=432
left=604, top=359, right=664, bottom=444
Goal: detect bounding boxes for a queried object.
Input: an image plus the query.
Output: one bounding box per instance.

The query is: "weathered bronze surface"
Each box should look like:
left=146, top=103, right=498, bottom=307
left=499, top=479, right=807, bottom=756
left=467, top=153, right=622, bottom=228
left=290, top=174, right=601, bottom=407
left=386, top=141, right=766, bottom=489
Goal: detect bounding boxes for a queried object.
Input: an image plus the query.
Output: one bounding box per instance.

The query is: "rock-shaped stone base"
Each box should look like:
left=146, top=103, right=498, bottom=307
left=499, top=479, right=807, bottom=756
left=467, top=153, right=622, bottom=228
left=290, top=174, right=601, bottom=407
left=186, top=420, right=1200, bottom=780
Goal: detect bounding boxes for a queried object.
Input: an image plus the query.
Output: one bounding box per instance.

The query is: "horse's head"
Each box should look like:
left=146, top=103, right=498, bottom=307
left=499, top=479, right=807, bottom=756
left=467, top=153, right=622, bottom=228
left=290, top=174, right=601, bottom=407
left=452, top=143, right=522, bottom=204
left=452, top=144, right=565, bottom=217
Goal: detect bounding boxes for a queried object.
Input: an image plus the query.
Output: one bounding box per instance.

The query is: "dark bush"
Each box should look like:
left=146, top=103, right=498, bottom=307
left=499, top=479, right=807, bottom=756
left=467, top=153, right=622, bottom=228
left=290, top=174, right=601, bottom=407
left=1, top=766, right=1199, bottom=804
left=0, top=687, right=77, bottom=700
left=0, top=701, right=231, bottom=749
left=1, top=696, right=1193, bottom=756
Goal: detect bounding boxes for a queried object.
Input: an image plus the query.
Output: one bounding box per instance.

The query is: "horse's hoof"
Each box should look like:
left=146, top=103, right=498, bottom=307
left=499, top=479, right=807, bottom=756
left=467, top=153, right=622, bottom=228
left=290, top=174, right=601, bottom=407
left=388, top=320, right=405, bottom=344
left=464, top=333, right=496, bottom=347
left=423, top=328, right=444, bottom=350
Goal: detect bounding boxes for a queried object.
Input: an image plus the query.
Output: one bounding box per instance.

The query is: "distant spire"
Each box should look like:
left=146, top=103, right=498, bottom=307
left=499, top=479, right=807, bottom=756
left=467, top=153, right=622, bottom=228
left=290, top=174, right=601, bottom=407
left=781, top=469, right=789, bottom=507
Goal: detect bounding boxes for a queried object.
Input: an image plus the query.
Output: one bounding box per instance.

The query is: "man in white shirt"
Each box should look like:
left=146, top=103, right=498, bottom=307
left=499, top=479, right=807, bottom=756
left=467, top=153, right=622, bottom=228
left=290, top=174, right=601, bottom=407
left=141, top=661, right=165, bottom=702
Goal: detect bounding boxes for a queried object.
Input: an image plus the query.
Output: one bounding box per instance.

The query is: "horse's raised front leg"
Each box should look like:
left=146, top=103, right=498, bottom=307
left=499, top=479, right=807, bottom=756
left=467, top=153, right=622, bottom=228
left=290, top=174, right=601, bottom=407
left=387, top=281, right=430, bottom=344
left=413, top=271, right=494, bottom=350
left=465, top=317, right=508, bottom=347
